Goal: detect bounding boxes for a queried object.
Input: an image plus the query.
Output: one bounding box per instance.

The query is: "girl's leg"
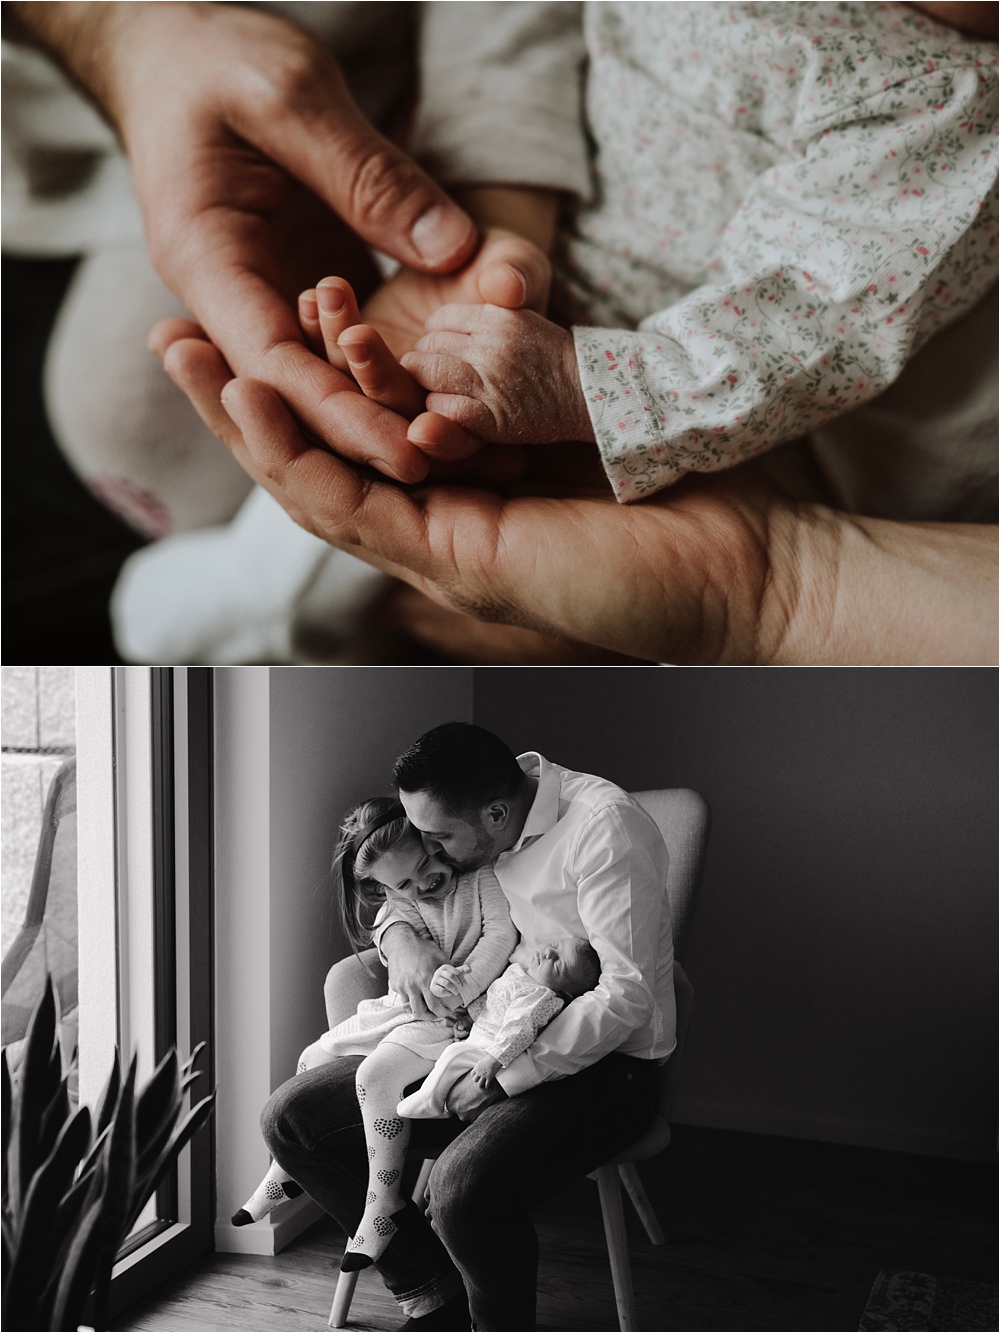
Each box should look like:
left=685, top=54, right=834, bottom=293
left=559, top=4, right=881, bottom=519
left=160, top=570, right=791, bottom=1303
left=341, top=1043, right=434, bottom=1272
left=231, top=1039, right=330, bottom=1225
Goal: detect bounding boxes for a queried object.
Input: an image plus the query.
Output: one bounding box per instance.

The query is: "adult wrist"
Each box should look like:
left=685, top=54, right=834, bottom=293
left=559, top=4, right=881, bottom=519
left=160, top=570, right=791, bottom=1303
left=6, top=2, right=181, bottom=128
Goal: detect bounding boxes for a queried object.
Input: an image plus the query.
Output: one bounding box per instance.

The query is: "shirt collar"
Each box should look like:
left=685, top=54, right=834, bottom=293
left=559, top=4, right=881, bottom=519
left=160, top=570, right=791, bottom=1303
left=507, top=752, right=561, bottom=852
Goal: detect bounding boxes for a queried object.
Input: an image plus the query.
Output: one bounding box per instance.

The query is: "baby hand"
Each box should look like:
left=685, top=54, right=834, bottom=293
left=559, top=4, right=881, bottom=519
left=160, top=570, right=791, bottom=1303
left=471, top=1055, right=501, bottom=1089
left=401, top=306, right=596, bottom=447
left=450, top=1010, right=473, bottom=1040
left=430, top=963, right=470, bottom=1007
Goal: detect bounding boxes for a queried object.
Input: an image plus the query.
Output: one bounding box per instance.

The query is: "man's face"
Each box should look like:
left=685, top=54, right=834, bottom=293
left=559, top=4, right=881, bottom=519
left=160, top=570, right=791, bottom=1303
left=398, top=788, right=498, bottom=872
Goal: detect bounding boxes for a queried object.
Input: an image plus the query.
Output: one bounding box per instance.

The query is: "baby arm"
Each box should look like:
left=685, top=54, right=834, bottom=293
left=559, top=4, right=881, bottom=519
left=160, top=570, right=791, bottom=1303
left=401, top=305, right=596, bottom=447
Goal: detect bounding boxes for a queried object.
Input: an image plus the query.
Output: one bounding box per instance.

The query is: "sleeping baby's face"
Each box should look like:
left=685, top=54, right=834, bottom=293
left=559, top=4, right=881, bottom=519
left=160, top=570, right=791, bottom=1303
left=514, top=937, right=600, bottom=997
left=369, top=831, right=457, bottom=905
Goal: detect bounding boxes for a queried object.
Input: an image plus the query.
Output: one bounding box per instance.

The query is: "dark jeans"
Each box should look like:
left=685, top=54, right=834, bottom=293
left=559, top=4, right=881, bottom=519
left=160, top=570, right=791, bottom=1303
left=262, top=1051, right=659, bottom=1331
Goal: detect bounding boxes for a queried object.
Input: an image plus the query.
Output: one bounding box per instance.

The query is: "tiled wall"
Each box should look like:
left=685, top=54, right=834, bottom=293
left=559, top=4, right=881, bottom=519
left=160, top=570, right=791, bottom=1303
left=1, top=667, right=76, bottom=957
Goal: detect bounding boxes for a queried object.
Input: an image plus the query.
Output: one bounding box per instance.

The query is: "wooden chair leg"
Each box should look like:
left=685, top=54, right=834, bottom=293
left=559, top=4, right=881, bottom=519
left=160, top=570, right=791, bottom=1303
left=412, top=1158, right=434, bottom=1214
left=618, top=1162, right=665, bottom=1245
left=329, top=1260, right=359, bottom=1329
left=595, top=1163, right=638, bottom=1332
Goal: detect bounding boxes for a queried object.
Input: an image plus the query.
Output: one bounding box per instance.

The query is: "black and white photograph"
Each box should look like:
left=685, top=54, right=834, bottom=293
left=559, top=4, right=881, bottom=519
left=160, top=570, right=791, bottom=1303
left=1, top=665, right=995, bottom=1331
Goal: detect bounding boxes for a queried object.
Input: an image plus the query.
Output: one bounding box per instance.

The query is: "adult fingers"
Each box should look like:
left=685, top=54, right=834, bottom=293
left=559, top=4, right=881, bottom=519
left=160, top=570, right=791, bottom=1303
left=148, top=316, right=208, bottom=360
left=160, top=335, right=243, bottom=449
left=229, top=41, right=477, bottom=272
left=476, top=241, right=551, bottom=312
left=339, top=325, right=427, bottom=418
left=407, top=412, right=485, bottom=462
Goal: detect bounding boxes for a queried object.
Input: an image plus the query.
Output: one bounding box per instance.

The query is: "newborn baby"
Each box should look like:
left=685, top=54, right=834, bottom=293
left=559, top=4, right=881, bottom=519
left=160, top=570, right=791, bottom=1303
left=398, top=935, right=601, bottom=1118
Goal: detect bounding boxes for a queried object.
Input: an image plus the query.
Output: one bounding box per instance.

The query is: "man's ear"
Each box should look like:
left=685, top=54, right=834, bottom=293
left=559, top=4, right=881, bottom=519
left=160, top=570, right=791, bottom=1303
left=484, top=802, right=509, bottom=830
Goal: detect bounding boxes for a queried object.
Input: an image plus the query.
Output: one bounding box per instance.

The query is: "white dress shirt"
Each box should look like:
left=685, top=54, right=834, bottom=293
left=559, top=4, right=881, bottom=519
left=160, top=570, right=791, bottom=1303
left=493, top=753, right=675, bottom=1094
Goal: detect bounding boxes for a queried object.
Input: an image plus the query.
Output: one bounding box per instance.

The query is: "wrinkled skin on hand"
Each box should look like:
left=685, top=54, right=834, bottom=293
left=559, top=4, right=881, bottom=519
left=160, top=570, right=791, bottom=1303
left=403, top=304, right=594, bottom=444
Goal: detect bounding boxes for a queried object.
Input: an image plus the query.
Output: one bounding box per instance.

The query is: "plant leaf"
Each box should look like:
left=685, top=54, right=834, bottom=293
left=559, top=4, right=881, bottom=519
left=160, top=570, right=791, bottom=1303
left=37, top=1074, right=72, bottom=1171
left=128, top=1093, right=214, bottom=1235
left=134, top=1050, right=181, bottom=1180
left=48, top=1198, right=105, bottom=1333
left=93, top=1050, right=122, bottom=1141
left=9, top=977, right=60, bottom=1220
left=3, top=1105, right=92, bottom=1329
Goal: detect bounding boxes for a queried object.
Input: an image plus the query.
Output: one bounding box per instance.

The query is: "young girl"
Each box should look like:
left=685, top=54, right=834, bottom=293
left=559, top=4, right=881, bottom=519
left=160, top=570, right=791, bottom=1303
left=232, top=796, right=517, bottom=1272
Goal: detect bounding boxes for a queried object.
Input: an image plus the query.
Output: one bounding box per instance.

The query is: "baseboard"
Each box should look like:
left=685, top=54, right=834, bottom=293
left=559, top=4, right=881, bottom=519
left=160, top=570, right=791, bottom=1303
left=671, top=1096, right=996, bottom=1162
left=214, top=1195, right=326, bottom=1255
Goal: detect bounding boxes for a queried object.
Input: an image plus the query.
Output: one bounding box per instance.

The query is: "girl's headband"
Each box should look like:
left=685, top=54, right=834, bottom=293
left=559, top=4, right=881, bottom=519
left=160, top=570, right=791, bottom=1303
left=350, top=801, right=406, bottom=860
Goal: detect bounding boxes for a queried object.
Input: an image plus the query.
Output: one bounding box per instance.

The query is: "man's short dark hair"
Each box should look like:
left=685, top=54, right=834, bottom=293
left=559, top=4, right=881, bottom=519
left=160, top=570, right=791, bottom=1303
left=393, top=722, right=524, bottom=814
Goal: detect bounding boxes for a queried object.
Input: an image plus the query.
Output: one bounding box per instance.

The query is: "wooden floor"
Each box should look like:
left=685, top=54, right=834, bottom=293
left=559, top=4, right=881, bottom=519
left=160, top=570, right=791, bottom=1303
left=112, top=1126, right=997, bottom=1333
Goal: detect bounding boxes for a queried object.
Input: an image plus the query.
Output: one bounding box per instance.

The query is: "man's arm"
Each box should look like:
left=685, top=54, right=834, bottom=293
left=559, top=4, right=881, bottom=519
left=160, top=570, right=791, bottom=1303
left=149, top=328, right=999, bottom=665
left=377, top=922, right=450, bottom=1020
left=497, top=803, right=668, bottom=1095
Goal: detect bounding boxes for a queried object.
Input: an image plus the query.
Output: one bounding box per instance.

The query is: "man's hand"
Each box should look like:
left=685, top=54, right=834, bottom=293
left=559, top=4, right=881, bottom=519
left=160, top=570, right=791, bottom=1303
left=152, top=327, right=1000, bottom=666
left=11, top=1, right=477, bottom=483
left=381, top=925, right=451, bottom=1020
left=446, top=1072, right=508, bottom=1122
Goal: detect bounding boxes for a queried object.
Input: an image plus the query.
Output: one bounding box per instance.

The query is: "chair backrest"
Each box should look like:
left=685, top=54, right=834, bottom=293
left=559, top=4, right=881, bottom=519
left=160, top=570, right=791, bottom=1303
left=631, top=788, right=710, bottom=1122
left=631, top=788, right=709, bottom=964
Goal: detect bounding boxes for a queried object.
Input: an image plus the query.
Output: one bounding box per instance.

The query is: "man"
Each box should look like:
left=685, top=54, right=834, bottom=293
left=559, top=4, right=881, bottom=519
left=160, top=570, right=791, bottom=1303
left=263, top=723, right=674, bottom=1331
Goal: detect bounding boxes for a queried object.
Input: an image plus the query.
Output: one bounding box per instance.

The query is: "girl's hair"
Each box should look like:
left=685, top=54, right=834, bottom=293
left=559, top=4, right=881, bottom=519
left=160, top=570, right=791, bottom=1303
left=332, top=796, right=416, bottom=951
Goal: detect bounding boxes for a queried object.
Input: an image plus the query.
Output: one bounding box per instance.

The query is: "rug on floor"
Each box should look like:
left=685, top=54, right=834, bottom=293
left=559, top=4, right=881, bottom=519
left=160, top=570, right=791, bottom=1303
left=859, top=1270, right=999, bottom=1331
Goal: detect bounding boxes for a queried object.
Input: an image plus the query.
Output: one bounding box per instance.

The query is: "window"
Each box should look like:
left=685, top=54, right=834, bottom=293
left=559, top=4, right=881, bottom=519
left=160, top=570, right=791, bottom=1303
left=2, top=666, right=216, bottom=1315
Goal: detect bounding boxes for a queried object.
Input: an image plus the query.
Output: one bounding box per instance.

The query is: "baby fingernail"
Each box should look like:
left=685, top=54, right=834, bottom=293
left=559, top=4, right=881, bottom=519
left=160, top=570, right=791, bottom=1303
left=299, top=292, right=318, bottom=321
left=508, top=265, right=527, bottom=304
left=317, top=282, right=346, bottom=315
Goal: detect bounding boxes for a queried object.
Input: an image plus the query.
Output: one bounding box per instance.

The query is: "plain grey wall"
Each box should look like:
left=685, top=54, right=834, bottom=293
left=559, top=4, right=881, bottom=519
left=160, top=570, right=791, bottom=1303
left=471, top=667, right=996, bottom=1161
left=267, top=667, right=474, bottom=1083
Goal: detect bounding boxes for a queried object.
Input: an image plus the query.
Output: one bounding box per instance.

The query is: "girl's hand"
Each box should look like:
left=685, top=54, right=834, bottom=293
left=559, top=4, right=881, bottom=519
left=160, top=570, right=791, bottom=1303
left=401, top=305, right=596, bottom=448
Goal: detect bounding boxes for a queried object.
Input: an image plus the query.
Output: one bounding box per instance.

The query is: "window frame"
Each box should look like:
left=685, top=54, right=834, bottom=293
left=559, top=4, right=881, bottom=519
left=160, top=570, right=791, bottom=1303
left=99, top=667, right=216, bottom=1315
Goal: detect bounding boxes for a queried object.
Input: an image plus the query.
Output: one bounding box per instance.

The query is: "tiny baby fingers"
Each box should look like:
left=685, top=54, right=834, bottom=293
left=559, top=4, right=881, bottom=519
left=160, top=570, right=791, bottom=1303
left=316, top=277, right=362, bottom=372
left=424, top=392, right=501, bottom=442
left=297, top=290, right=324, bottom=355
left=423, top=302, right=509, bottom=335
left=338, top=325, right=427, bottom=418
left=402, top=351, right=484, bottom=398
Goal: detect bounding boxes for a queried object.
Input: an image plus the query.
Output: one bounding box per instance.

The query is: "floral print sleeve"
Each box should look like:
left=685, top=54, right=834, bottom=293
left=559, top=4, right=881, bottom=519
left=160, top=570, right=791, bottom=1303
left=571, top=3, right=998, bottom=503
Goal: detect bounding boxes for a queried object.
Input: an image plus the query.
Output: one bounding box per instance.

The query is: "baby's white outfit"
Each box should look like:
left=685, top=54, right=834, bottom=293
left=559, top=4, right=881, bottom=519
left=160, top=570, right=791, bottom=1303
left=564, top=2, right=998, bottom=504
left=299, top=866, right=517, bottom=1069
left=397, top=962, right=566, bottom=1119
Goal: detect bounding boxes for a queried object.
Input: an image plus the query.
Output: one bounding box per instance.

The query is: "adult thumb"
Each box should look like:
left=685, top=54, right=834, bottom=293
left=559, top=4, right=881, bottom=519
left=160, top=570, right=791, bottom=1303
left=242, top=50, right=477, bottom=273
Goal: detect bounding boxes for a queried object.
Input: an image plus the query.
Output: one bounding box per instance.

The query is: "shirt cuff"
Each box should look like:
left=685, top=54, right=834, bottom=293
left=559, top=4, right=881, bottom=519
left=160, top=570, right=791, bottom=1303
left=574, top=327, right=689, bottom=504
left=495, top=1050, right=542, bottom=1097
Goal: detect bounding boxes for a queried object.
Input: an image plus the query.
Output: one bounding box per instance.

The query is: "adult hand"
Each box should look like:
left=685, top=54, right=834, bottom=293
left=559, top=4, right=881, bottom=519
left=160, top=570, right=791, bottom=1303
left=12, top=0, right=477, bottom=483
left=153, top=328, right=999, bottom=666
left=445, top=1072, right=508, bottom=1123
left=381, top=925, right=451, bottom=1020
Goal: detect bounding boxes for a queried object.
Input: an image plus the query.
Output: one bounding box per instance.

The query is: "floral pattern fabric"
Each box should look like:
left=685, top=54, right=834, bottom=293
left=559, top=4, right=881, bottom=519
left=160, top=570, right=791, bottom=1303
left=561, top=2, right=999, bottom=502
